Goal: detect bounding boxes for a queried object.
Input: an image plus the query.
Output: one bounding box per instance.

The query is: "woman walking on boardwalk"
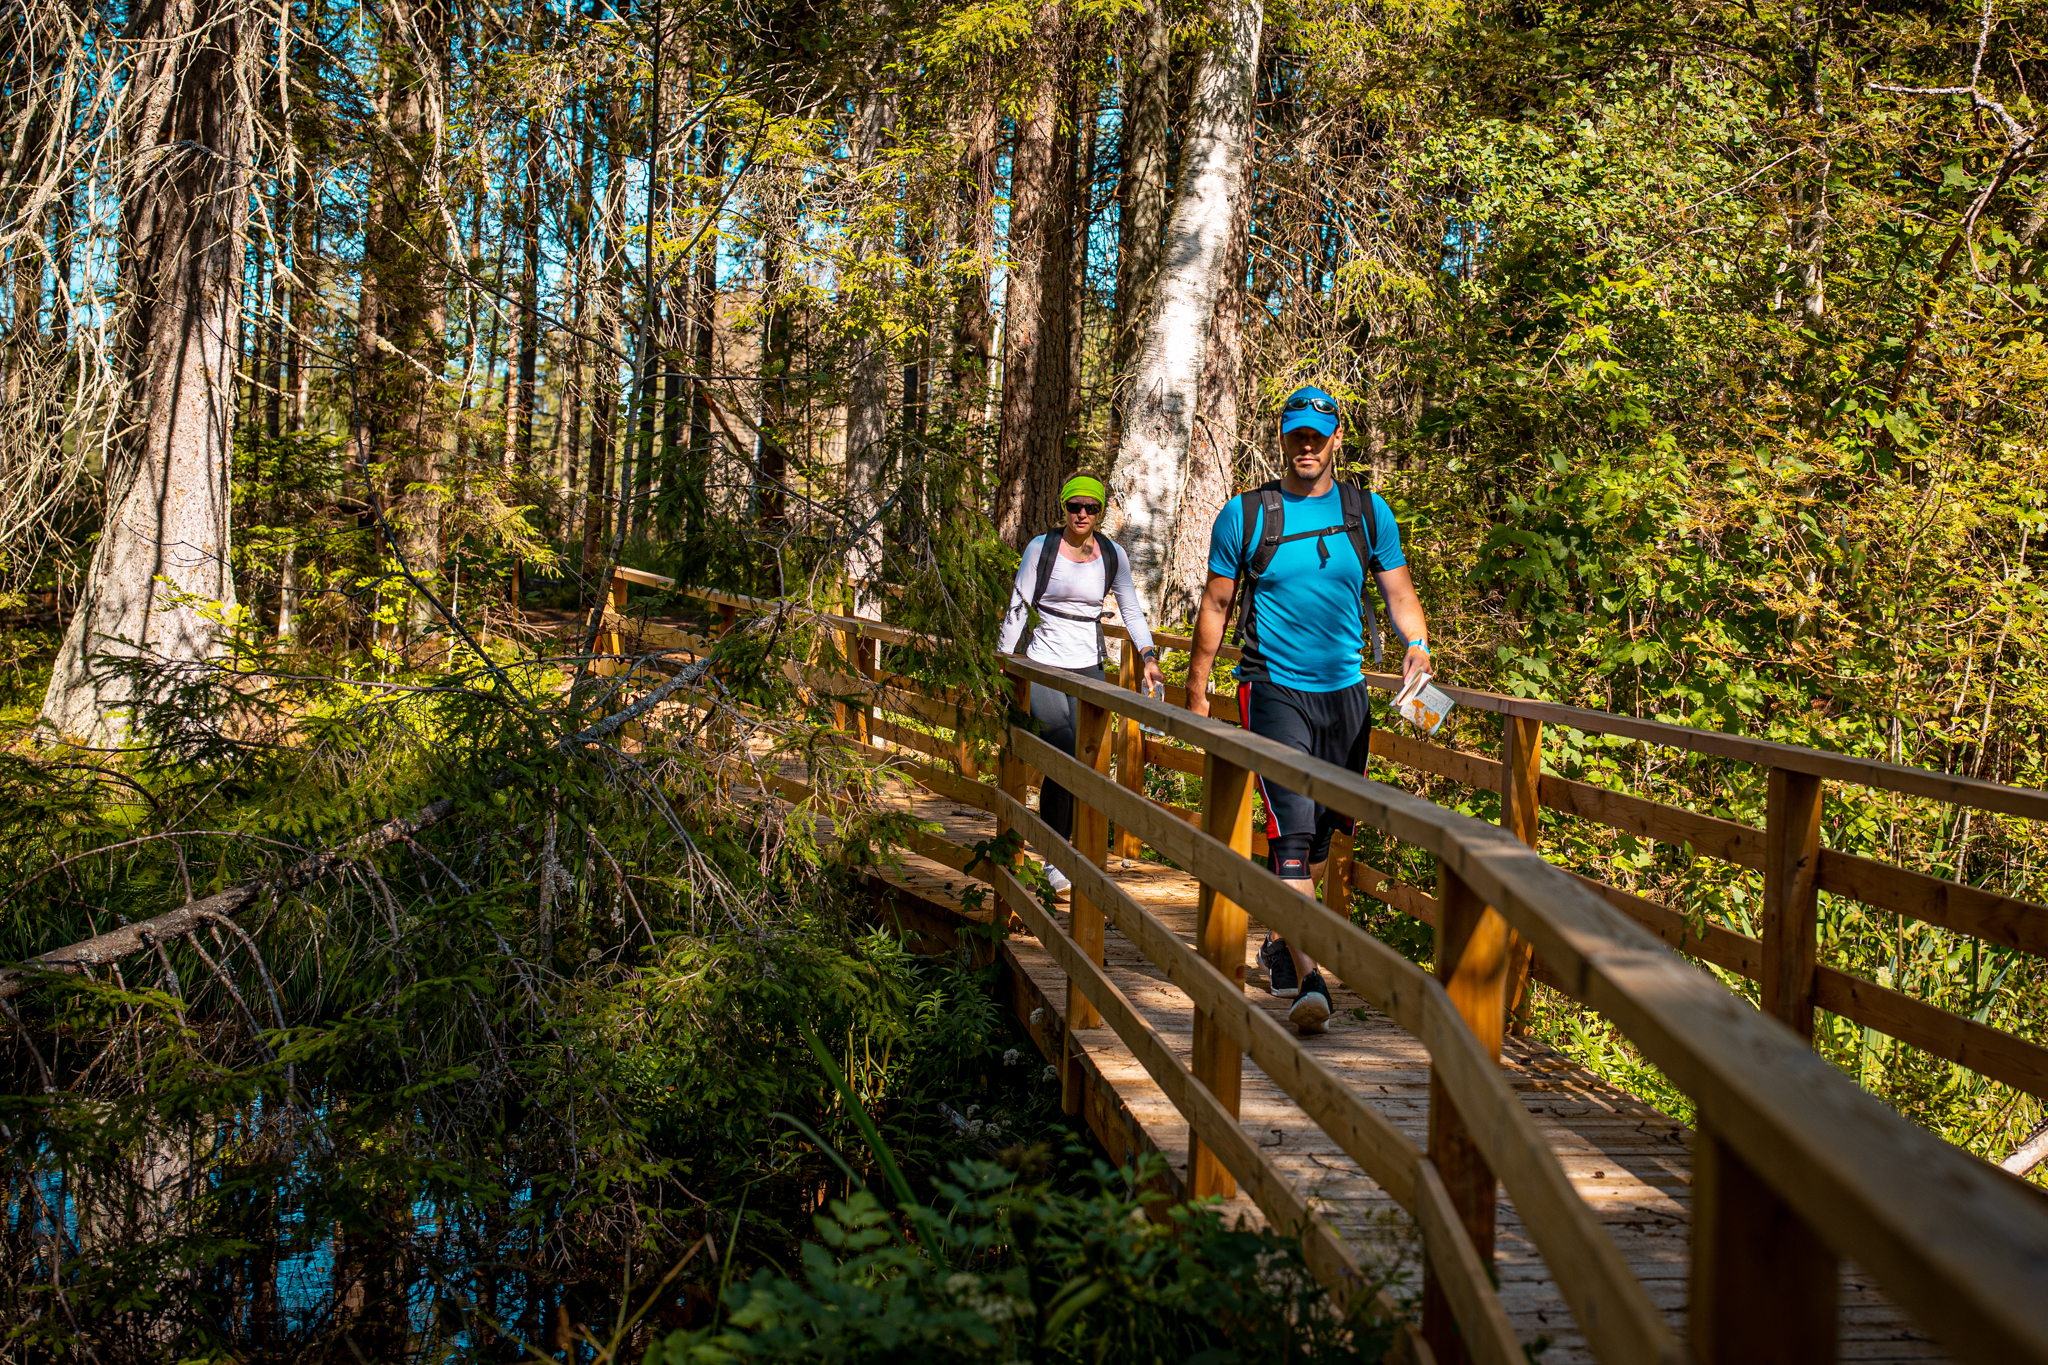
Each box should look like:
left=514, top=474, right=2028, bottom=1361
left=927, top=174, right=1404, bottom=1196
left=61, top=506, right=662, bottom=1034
left=998, top=475, right=1167, bottom=899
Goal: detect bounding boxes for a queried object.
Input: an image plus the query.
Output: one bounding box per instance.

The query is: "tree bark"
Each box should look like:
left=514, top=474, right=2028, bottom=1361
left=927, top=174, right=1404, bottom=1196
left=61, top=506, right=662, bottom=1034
left=1790, top=4, right=1827, bottom=328
left=581, top=93, right=631, bottom=591
left=515, top=111, right=542, bottom=475
left=947, top=74, right=997, bottom=427
left=1104, top=0, right=1261, bottom=608
left=685, top=124, right=730, bottom=541
left=1110, top=0, right=1169, bottom=448
left=563, top=102, right=595, bottom=546
left=372, top=0, right=450, bottom=630
left=758, top=233, right=791, bottom=525
left=993, top=0, right=1073, bottom=547
left=1160, top=141, right=1252, bottom=627
left=41, top=0, right=252, bottom=744
left=844, top=48, right=900, bottom=615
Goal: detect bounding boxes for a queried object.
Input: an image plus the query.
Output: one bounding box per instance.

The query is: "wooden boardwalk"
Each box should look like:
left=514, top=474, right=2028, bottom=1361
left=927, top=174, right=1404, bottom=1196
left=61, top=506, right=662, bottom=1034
left=831, top=759, right=1946, bottom=1364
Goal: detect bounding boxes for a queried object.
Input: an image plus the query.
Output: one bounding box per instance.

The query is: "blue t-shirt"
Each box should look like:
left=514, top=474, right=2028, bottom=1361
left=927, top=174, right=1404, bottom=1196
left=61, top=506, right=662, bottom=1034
left=1207, top=486, right=1406, bottom=692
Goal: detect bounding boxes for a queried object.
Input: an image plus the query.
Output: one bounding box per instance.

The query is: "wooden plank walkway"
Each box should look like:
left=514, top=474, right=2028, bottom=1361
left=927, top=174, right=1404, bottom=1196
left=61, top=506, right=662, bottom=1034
left=825, top=756, right=1948, bottom=1364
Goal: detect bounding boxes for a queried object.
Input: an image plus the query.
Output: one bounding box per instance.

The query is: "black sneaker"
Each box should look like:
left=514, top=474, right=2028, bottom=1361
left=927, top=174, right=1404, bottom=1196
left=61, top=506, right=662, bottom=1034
left=1259, top=935, right=1299, bottom=998
left=1289, top=971, right=1332, bottom=1034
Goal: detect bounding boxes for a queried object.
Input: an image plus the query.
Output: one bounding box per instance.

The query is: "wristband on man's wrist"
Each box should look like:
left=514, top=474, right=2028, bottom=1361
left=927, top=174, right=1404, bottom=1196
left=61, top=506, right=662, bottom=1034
left=1409, top=639, right=1430, bottom=654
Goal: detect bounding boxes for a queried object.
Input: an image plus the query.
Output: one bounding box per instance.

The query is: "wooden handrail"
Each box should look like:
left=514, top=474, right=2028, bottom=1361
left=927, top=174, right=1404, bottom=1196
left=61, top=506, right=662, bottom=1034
left=653, top=577, right=2048, bottom=818
left=997, top=654, right=2048, bottom=1364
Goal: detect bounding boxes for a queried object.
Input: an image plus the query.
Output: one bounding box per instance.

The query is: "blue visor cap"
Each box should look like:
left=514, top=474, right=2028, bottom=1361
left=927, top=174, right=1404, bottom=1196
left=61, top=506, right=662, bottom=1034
left=1280, top=385, right=1340, bottom=437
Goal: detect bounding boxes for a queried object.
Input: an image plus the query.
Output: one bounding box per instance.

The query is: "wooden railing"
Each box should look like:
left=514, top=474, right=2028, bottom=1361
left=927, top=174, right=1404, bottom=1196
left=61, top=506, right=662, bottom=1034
left=596, top=569, right=2048, bottom=1365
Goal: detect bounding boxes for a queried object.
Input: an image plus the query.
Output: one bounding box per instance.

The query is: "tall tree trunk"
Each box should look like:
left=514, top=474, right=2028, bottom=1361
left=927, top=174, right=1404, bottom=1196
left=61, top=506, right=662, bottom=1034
left=363, top=0, right=450, bottom=631
left=1105, top=0, right=1261, bottom=608
left=1110, top=0, right=1169, bottom=448
left=630, top=27, right=663, bottom=543
left=946, top=75, right=997, bottom=427
left=6, top=105, right=49, bottom=414
left=563, top=104, right=595, bottom=547
left=993, top=0, right=1070, bottom=547
left=264, top=178, right=286, bottom=442
left=1064, top=67, right=1094, bottom=457
left=581, top=92, right=630, bottom=589
left=1160, top=143, right=1251, bottom=627
left=685, top=124, right=729, bottom=542
left=845, top=48, right=900, bottom=616
left=41, top=0, right=251, bottom=744
left=287, top=164, right=313, bottom=431
left=757, top=235, right=791, bottom=525
left=1791, top=4, right=1828, bottom=329
left=515, top=112, right=542, bottom=475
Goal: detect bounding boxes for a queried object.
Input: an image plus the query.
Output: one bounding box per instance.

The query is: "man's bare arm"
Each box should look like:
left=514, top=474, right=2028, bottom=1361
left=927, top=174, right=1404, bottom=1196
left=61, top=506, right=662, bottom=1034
left=1184, top=573, right=1237, bottom=718
left=1373, top=565, right=1432, bottom=687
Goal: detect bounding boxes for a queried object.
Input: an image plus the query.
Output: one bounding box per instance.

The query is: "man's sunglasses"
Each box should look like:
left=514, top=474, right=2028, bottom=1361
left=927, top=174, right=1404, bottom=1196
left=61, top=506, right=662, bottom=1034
left=1065, top=500, right=1102, bottom=516
left=1284, top=394, right=1339, bottom=416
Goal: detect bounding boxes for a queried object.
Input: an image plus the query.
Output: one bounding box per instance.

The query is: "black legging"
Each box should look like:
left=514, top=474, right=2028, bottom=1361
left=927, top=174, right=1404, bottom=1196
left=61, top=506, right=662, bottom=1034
left=1027, top=664, right=1105, bottom=842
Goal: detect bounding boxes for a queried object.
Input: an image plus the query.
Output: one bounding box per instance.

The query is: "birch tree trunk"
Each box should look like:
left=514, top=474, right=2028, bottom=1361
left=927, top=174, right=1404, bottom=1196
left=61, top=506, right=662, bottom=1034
left=41, top=0, right=251, bottom=744
left=1160, top=143, right=1252, bottom=627
left=1104, top=0, right=1261, bottom=609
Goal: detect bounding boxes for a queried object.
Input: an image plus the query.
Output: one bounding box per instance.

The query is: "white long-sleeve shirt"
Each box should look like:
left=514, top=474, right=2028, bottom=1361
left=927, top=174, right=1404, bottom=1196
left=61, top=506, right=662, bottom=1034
left=997, top=533, right=1157, bottom=669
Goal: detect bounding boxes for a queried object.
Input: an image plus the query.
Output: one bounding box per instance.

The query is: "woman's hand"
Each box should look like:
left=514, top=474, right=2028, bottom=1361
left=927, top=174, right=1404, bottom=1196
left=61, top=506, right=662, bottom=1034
left=1142, top=657, right=1166, bottom=692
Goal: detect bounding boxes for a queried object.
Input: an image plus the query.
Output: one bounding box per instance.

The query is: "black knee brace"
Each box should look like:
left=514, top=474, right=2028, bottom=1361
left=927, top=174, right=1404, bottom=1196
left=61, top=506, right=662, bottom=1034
left=1268, top=832, right=1316, bottom=881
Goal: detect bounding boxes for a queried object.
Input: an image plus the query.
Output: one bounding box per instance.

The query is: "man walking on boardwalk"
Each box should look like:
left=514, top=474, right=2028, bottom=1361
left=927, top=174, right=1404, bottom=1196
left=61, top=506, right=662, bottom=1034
left=1183, top=385, right=1434, bottom=1034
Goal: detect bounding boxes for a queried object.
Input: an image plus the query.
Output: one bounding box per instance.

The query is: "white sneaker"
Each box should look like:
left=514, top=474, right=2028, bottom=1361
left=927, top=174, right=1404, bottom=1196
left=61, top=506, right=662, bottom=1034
left=1045, top=864, right=1072, bottom=901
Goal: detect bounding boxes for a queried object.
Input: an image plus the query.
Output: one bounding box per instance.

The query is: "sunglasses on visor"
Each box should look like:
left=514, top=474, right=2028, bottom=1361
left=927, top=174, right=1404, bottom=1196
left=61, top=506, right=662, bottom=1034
left=1065, top=500, right=1102, bottom=515
left=1284, top=394, right=1339, bottom=416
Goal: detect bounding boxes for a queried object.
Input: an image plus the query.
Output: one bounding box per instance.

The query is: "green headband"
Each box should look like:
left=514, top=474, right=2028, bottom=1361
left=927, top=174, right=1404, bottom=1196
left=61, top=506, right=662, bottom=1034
left=1060, top=476, right=1107, bottom=507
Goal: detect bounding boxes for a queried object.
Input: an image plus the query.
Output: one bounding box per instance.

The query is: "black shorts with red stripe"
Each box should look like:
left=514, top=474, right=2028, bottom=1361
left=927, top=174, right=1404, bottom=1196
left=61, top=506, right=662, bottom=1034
left=1238, top=677, right=1374, bottom=880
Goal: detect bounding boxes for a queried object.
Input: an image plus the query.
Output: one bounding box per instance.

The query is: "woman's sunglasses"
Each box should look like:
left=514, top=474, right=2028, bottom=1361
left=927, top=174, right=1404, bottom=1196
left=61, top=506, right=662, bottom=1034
left=1065, top=501, right=1102, bottom=516
left=1284, top=394, right=1339, bottom=416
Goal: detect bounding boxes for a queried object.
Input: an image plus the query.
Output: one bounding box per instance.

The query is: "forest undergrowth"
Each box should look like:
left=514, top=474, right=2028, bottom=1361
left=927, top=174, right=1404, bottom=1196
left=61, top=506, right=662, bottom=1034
left=0, top=528, right=1406, bottom=1360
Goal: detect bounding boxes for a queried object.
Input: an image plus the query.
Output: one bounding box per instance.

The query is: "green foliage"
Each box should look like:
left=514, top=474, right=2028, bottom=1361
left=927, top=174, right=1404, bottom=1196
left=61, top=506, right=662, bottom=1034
left=653, top=1159, right=1400, bottom=1365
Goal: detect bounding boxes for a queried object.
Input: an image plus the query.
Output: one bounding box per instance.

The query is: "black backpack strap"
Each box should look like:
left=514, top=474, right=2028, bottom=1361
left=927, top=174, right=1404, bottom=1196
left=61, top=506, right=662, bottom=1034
left=1229, top=484, right=1285, bottom=667
left=1015, top=531, right=1063, bottom=655
left=1096, top=536, right=1120, bottom=660
left=1338, top=481, right=1384, bottom=665
left=1247, top=483, right=1287, bottom=577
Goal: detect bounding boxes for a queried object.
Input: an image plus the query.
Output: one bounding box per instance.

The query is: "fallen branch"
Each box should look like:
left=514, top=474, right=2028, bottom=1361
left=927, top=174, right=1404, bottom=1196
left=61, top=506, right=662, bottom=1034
left=0, top=643, right=729, bottom=1002
left=0, top=798, right=458, bottom=1000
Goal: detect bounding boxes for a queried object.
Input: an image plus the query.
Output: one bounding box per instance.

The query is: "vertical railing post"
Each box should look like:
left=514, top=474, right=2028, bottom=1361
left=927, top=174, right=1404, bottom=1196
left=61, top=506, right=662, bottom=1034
left=1423, top=859, right=1509, bottom=1365
left=1689, top=1124, right=1838, bottom=1363
left=830, top=619, right=853, bottom=734
left=1189, top=750, right=1255, bottom=1199
left=998, top=673, right=1033, bottom=844
left=1063, top=697, right=1116, bottom=1110
left=1115, top=640, right=1145, bottom=859
left=1500, top=714, right=1543, bottom=1033
left=1323, top=827, right=1354, bottom=914
left=596, top=571, right=628, bottom=678
left=1763, top=767, right=1824, bottom=1041
left=852, top=633, right=876, bottom=745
